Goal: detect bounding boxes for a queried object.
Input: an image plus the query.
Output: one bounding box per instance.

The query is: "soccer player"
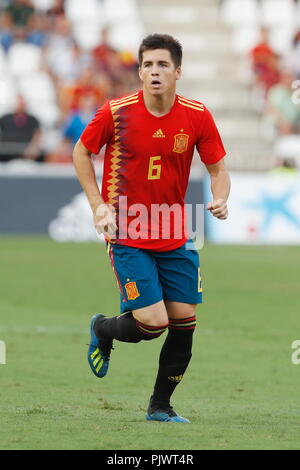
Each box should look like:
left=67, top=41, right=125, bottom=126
left=73, top=34, right=230, bottom=423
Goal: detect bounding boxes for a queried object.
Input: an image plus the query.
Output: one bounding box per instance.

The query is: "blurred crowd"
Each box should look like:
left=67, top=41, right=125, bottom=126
left=249, top=24, right=300, bottom=168
left=219, top=0, right=300, bottom=169
left=0, top=0, right=141, bottom=163
left=1, top=0, right=300, bottom=168
left=250, top=26, right=300, bottom=135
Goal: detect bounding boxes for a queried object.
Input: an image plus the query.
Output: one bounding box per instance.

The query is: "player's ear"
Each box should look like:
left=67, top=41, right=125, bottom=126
left=175, top=66, right=182, bottom=80
left=138, top=66, right=143, bottom=81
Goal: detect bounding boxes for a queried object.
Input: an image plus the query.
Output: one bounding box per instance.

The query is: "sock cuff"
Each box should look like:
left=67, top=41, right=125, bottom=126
left=168, top=315, right=196, bottom=330
left=136, top=320, right=169, bottom=337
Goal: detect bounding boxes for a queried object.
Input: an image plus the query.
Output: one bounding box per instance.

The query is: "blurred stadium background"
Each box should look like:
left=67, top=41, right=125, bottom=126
left=0, top=0, right=300, bottom=241
left=0, top=0, right=300, bottom=450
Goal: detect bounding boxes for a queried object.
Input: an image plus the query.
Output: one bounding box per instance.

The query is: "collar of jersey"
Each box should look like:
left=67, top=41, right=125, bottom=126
left=139, top=90, right=179, bottom=120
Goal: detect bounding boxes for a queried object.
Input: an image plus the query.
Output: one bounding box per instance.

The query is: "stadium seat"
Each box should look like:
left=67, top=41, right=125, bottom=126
left=65, top=0, right=104, bottom=50
left=269, top=25, right=296, bottom=55
left=27, top=101, right=59, bottom=127
left=16, top=72, right=59, bottom=126
left=231, top=26, right=260, bottom=55
left=31, top=0, right=54, bottom=11
left=40, top=127, right=62, bottom=153
left=221, top=0, right=260, bottom=25
left=297, top=2, right=300, bottom=27
left=156, top=5, right=196, bottom=24
left=65, top=0, right=102, bottom=24
left=261, top=0, right=296, bottom=27
left=0, top=45, right=7, bottom=74
left=7, top=44, right=42, bottom=77
left=0, top=74, right=17, bottom=116
left=103, top=0, right=140, bottom=24
left=18, top=72, right=57, bottom=106
left=108, top=21, right=144, bottom=54
left=72, top=23, right=104, bottom=51
left=183, top=61, right=217, bottom=81
left=170, top=32, right=229, bottom=54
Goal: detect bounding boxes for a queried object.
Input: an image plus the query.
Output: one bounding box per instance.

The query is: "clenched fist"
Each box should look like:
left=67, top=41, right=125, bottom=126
left=93, top=203, right=117, bottom=238
left=207, top=198, right=228, bottom=220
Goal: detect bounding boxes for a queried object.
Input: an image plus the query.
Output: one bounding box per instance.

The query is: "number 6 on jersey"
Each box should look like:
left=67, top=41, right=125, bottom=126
left=148, top=156, right=161, bottom=180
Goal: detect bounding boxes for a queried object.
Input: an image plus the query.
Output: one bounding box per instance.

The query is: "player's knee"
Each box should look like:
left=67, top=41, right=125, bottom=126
left=133, top=302, right=169, bottom=340
left=133, top=303, right=168, bottom=327
left=165, top=301, right=197, bottom=320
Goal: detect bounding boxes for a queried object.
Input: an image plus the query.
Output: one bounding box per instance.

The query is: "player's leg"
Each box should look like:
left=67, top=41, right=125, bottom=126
left=88, top=244, right=168, bottom=378
left=149, top=301, right=196, bottom=405
left=94, top=300, right=169, bottom=343
left=146, top=302, right=196, bottom=423
left=94, top=243, right=169, bottom=341
left=146, top=241, right=201, bottom=422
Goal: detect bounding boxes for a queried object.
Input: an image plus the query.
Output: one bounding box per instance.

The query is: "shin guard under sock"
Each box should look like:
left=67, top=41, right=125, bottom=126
left=94, top=312, right=168, bottom=343
left=151, top=315, right=196, bottom=407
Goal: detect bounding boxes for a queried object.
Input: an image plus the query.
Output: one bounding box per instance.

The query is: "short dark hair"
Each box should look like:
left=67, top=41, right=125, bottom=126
left=138, top=34, right=182, bottom=68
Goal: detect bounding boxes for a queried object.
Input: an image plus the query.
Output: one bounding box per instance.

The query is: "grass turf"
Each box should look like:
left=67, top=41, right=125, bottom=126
left=0, top=237, right=299, bottom=450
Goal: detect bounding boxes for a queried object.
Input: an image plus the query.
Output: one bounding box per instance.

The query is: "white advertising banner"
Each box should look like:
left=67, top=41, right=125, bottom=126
left=205, top=172, right=300, bottom=244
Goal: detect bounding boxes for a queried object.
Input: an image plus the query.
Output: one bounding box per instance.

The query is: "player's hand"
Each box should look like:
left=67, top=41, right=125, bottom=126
left=207, top=198, right=228, bottom=220
left=93, top=203, right=117, bottom=238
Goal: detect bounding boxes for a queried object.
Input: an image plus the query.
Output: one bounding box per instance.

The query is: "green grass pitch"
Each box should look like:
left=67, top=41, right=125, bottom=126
left=0, top=237, right=299, bottom=450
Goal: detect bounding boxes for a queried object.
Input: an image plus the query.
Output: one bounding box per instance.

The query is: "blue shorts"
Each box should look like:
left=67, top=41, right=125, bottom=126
left=107, top=240, right=202, bottom=313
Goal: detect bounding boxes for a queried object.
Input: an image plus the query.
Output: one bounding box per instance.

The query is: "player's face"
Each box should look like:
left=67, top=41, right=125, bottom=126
left=139, top=49, right=181, bottom=96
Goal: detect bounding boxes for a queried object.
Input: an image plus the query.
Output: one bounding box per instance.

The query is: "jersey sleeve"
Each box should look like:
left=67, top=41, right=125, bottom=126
left=80, top=100, right=114, bottom=154
left=196, top=107, right=226, bottom=165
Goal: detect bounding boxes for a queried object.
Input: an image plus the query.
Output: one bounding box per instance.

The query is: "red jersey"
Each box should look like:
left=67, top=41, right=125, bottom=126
left=81, top=89, right=226, bottom=251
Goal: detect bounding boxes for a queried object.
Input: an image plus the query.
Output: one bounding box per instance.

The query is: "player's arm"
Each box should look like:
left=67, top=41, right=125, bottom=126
left=72, top=139, right=116, bottom=236
left=73, top=139, right=102, bottom=211
left=205, top=158, right=230, bottom=220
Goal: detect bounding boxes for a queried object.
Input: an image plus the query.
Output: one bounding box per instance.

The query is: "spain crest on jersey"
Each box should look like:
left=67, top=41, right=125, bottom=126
left=173, top=134, right=189, bottom=153
left=125, top=281, right=140, bottom=300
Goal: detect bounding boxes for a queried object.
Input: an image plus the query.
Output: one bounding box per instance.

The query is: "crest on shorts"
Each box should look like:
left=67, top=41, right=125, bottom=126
left=125, top=281, right=140, bottom=300
left=173, top=134, right=189, bottom=153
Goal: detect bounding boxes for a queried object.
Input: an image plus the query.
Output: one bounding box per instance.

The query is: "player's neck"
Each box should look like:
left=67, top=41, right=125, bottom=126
left=142, top=89, right=176, bottom=117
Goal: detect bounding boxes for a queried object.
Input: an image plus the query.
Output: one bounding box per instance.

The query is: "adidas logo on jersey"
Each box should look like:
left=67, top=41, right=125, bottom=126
left=152, top=129, right=165, bottom=138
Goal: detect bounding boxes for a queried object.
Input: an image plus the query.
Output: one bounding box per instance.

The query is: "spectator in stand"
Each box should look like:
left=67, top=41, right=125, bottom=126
left=6, top=0, right=34, bottom=27
left=63, top=92, right=98, bottom=146
left=46, top=13, right=74, bottom=82
left=118, top=49, right=140, bottom=94
left=26, top=12, right=49, bottom=48
left=46, top=92, right=99, bottom=164
left=58, top=66, right=109, bottom=120
left=265, top=69, right=300, bottom=135
left=48, top=39, right=91, bottom=87
left=92, top=28, right=128, bottom=85
left=69, top=66, right=108, bottom=110
left=0, top=10, right=14, bottom=52
left=11, top=23, right=27, bottom=44
left=0, top=1, right=142, bottom=164
left=92, top=27, right=116, bottom=75
left=250, top=26, right=281, bottom=96
left=0, top=95, right=42, bottom=162
left=92, top=27, right=140, bottom=96
left=46, top=0, right=65, bottom=18
left=0, top=1, right=12, bottom=7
